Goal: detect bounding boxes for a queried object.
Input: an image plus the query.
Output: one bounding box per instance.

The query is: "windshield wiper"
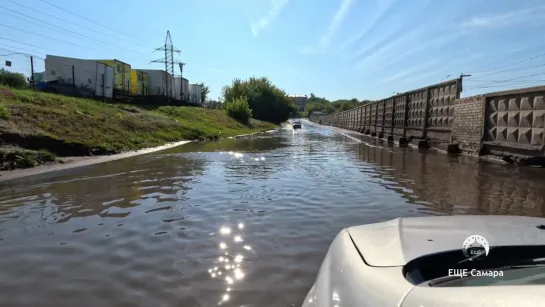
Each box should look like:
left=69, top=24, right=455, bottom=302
left=457, top=251, right=486, bottom=264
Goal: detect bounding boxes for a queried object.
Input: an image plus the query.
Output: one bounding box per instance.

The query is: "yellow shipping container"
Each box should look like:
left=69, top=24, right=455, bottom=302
left=98, top=59, right=131, bottom=92
left=130, top=70, right=148, bottom=95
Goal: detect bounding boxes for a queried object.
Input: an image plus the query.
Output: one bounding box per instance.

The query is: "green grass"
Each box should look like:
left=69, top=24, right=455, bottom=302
left=0, top=146, right=56, bottom=170
left=0, top=87, right=276, bottom=168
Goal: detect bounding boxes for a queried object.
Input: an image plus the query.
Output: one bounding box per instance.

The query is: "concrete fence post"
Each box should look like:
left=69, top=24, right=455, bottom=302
left=389, top=97, right=395, bottom=139
left=422, top=87, right=431, bottom=139
left=359, top=106, right=364, bottom=132
left=373, top=102, right=378, bottom=136
left=403, top=94, right=409, bottom=138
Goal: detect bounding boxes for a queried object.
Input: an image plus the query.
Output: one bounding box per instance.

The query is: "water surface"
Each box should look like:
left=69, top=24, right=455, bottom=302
left=1, top=122, right=544, bottom=306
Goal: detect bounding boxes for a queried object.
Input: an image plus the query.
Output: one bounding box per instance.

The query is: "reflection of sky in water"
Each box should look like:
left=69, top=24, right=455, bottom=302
left=209, top=223, right=251, bottom=305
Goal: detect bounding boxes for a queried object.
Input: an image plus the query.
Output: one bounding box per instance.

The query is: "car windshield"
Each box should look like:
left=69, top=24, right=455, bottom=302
left=434, top=266, right=545, bottom=287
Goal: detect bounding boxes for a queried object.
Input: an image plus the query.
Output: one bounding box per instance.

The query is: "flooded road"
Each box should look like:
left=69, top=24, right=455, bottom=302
left=1, top=121, right=545, bottom=307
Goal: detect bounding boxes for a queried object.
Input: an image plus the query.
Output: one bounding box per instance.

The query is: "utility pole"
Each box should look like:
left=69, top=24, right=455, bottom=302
left=30, top=56, right=35, bottom=90
left=459, top=73, right=472, bottom=93
left=151, top=31, right=183, bottom=98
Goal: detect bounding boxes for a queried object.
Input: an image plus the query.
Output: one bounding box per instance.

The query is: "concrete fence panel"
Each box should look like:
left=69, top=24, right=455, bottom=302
left=482, top=86, right=545, bottom=157
left=370, top=102, right=378, bottom=135
left=309, top=82, right=545, bottom=160
left=406, top=88, right=427, bottom=139
left=364, top=104, right=372, bottom=133
left=425, top=80, right=460, bottom=142
left=376, top=100, right=386, bottom=137
left=384, top=97, right=395, bottom=140
left=393, top=94, right=407, bottom=139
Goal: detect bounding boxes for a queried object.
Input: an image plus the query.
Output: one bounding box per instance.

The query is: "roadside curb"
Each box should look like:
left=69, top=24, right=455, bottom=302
left=0, top=128, right=279, bottom=183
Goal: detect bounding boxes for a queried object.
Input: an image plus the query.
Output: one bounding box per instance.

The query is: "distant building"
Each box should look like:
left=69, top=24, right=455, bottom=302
left=290, top=95, right=308, bottom=112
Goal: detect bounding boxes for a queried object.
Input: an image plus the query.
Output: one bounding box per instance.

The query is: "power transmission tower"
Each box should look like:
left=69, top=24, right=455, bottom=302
left=151, top=30, right=182, bottom=97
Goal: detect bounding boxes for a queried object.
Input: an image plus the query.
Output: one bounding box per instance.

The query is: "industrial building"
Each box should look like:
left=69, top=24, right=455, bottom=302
left=188, top=83, right=202, bottom=105
left=174, top=77, right=189, bottom=101
left=42, top=54, right=203, bottom=105
left=290, top=95, right=308, bottom=112
left=44, top=54, right=114, bottom=98
left=97, top=59, right=131, bottom=93
left=130, top=70, right=148, bottom=96
left=137, top=69, right=174, bottom=97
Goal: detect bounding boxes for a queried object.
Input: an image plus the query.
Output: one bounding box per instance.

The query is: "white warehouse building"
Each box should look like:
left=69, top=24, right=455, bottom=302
left=44, top=54, right=114, bottom=98
left=138, top=69, right=174, bottom=97
left=188, top=83, right=202, bottom=105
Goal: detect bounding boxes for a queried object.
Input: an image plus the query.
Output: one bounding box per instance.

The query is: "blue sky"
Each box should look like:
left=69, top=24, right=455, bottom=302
left=1, top=0, right=545, bottom=101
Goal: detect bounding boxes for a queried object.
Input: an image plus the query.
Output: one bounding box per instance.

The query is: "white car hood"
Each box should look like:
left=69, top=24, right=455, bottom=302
left=347, top=215, right=545, bottom=267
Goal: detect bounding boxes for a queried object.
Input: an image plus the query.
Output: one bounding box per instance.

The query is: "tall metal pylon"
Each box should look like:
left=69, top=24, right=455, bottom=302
left=151, top=30, right=182, bottom=97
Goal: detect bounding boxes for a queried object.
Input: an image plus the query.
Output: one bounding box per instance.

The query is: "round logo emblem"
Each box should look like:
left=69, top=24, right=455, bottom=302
left=462, top=235, right=490, bottom=261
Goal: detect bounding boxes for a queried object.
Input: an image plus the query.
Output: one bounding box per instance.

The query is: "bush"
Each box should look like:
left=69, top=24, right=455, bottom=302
left=0, top=148, right=56, bottom=170
left=0, top=69, right=27, bottom=88
left=225, top=96, right=252, bottom=124
left=0, top=104, right=9, bottom=119
left=221, top=77, right=296, bottom=123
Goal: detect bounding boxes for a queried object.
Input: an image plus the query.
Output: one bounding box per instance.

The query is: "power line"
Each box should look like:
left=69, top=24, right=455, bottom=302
left=468, top=52, right=545, bottom=74
left=0, top=23, right=96, bottom=50
left=0, top=6, right=149, bottom=56
left=466, top=82, right=545, bottom=90
left=466, top=79, right=545, bottom=88
left=39, top=0, right=144, bottom=44
left=6, top=0, right=145, bottom=48
left=464, top=73, right=545, bottom=88
left=465, top=73, right=545, bottom=84
left=0, top=45, right=45, bottom=59
left=465, top=63, right=545, bottom=80
left=0, top=37, right=55, bottom=52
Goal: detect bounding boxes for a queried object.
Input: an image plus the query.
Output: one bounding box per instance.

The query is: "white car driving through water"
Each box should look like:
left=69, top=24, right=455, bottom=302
left=302, top=215, right=545, bottom=307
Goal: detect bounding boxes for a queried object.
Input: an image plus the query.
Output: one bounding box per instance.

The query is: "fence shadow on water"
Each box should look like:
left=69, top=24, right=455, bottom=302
left=348, top=142, right=545, bottom=218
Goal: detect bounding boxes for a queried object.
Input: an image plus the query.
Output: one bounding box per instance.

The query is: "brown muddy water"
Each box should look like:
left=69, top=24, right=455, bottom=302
left=0, top=121, right=544, bottom=307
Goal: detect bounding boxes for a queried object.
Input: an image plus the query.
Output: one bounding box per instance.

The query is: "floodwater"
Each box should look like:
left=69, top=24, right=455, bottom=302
left=1, top=121, right=544, bottom=307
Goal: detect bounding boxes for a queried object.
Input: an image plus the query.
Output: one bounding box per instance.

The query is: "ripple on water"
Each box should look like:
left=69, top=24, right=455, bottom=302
left=0, top=126, right=545, bottom=306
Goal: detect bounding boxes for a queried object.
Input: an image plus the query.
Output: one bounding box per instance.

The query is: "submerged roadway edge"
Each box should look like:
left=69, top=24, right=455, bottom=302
left=0, top=130, right=277, bottom=183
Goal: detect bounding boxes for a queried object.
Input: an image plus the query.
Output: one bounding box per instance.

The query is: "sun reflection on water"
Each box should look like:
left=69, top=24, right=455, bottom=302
left=210, top=222, right=252, bottom=305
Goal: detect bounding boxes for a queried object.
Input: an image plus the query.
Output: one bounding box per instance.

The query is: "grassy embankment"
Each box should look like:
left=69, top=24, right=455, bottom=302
left=0, top=87, right=276, bottom=170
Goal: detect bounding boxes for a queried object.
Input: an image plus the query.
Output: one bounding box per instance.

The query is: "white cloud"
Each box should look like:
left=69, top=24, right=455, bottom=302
left=337, top=0, right=399, bottom=55
left=298, top=0, right=356, bottom=54
left=353, top=28, right=462, bottom=73
left=460, top=6, right=545, bottom=29
left=319, top=0, right=355, bottom=48
left=250, top=0, right=289, bottom=37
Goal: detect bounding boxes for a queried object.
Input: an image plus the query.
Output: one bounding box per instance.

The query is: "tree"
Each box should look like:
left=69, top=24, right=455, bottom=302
left=304, top=95, right=374, bottom=115
left=225, top=96, right=252, bottom=124
left=221, top=76, right=296, bottom=123
left=197, top=83, right=210, bottom=102
left=0, top=69, right=27, bottom=88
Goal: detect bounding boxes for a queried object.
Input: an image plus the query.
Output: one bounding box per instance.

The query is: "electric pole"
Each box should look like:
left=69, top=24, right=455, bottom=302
left=151, top=31, right=183, bottom=98
left=459, top=73, right=472, bottom=92
left=30, top=56, right=35, bottom=90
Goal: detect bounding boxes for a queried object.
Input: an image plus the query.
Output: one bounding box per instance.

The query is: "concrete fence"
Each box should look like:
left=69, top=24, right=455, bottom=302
left=309, top=81, right=545, bottom=159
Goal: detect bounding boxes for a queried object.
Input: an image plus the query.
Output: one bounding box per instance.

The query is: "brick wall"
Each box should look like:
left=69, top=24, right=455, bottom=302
left=451, top=95, right=485, bottom=153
